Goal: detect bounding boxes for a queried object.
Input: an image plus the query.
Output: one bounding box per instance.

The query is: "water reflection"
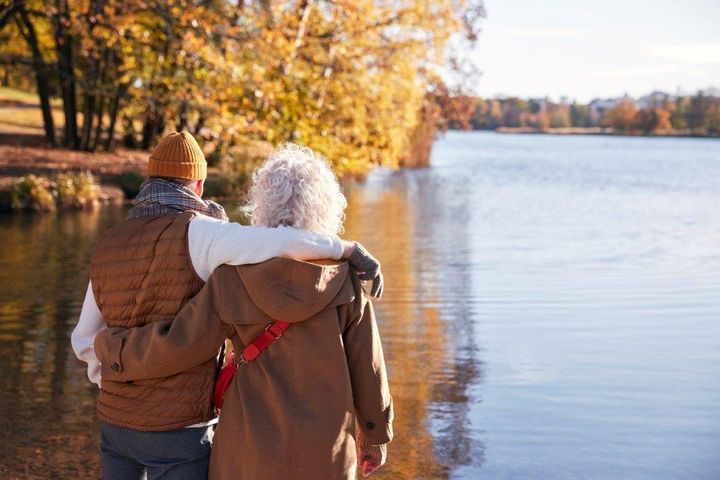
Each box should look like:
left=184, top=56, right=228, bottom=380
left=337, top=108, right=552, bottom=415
left=344, top=169, right=485, bottom=478
left=5, top=132, right=717, bottom=479
left=344, top=179, right=447, bottom=478
left=412, top=172, right=485, bottom=470
left=0, top=176, right=474, bottom=478
left=0, top=210, right=120, bottom=477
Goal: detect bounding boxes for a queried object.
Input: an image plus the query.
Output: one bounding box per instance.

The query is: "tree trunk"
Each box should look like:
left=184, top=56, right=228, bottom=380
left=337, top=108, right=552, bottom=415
left=89, top=92, right=105, bottom=152
left=177, top=100, right=188, bottom=131
left=16, top=7, right=56, bottom=146
left=53, top=0, right=79, bottom=148
left=141, top=114, right=153, bottom=150
left=81, top=0, right=107, bottom=151
left=105, top=82, right=128, bottom=151
left=86, top=49, right=109, bottom=152
left=122, top=116, right=137, bottom=148
left=194, top=112, right=205, bottom=134
left=79, top=85, right=95, bottom=150
left=141, top=108, right=164, bottom=150
left=283, top=0, right=315, bottom=76
left=0, top=2, right=18, bottom=33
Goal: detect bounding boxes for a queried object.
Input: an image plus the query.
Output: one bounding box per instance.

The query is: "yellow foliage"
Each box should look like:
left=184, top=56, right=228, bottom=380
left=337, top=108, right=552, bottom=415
left=1, top=0, right=484, bottom=175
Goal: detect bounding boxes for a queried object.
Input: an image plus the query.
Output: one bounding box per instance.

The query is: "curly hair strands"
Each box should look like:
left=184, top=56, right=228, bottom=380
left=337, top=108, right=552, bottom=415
left=247, top=143, right=347, bottom=235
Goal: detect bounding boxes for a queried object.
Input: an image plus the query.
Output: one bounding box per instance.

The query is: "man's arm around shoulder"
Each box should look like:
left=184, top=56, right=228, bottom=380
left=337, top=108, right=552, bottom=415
left=188, top=215, right=383, bottom=298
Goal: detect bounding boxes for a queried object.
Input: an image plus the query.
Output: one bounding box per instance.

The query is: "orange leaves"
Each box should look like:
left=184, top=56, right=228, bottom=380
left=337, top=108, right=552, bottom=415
left=603, top=100, right=638, bottom=133
left=1, top=0, right=485, bottom=169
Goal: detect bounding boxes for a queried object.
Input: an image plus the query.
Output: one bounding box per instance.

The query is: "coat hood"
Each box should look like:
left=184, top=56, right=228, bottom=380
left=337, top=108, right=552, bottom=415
left=229, top=257, right=355, bottom=324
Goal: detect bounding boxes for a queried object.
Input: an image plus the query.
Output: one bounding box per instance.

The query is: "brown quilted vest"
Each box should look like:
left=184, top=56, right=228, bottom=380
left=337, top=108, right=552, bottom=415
left=90, top=212, right=216, bottom=431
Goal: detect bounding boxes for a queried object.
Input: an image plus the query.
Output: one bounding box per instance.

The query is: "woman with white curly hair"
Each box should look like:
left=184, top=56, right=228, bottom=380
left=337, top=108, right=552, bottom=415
left=249, top=143, right=384, bottom=296
left=94, top=143, right=394, bottom=480
left=249, top=143, right=347, bottom=236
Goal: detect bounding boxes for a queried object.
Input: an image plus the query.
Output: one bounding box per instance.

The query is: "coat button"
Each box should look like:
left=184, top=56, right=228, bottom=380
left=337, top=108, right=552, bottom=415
left=111, top=363, right=121, bottom=372
left=366, top=422, right=375, bottom=431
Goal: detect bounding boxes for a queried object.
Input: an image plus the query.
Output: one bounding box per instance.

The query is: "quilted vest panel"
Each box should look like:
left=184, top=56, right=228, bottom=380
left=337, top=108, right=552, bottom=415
left=90, top=212, right=216, bottom=431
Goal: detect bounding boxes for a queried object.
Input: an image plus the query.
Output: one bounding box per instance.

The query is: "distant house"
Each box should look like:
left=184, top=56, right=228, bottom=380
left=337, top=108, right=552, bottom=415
left=589, top=97, right=623, bottom=121
left=637, top=91, right=673, bottom=109
left=528, top=97, right=549, bottom=113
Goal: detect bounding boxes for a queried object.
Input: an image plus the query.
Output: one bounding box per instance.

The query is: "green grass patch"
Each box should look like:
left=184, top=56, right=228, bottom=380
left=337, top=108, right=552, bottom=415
left=0, top=87, right=64, bottom=136
left=0, top=86, right=40, bottom=105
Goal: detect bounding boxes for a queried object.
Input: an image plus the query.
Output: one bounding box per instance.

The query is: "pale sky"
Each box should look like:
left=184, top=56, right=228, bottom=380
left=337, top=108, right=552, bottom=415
left=469, top=0, right=720, bottom=102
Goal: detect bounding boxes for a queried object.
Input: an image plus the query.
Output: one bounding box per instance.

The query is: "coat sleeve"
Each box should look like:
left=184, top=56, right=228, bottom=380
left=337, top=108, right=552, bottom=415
left=342, top=287, right=394, bottom=445
left=94, top=274, right=233, bottom=382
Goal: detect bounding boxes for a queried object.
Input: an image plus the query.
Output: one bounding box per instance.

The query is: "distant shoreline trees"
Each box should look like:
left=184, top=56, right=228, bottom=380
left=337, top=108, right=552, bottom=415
left=444, top=90, right=720, bottom=137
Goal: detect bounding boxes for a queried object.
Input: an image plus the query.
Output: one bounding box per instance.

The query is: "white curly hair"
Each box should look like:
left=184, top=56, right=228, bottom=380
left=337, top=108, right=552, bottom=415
left=247, top=143, right=347, bottom=235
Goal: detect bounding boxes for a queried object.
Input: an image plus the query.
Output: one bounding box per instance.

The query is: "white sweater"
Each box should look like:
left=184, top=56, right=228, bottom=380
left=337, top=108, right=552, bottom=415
left=71, top=214, right=343, bottom=387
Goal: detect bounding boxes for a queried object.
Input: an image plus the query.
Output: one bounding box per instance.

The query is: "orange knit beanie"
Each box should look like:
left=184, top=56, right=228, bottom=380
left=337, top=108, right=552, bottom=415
left=147, top=131, right=207, bottom=180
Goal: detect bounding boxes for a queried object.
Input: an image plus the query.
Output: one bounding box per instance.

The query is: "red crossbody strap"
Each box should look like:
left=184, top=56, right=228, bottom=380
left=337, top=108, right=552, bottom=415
left=214, top=320, right=290, bottom=410
left=235, top=320, right=291, bottom=365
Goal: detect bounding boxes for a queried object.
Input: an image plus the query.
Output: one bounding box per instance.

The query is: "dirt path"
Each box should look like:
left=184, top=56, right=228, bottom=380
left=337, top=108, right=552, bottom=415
left=0, top=144, right=146, bottom=179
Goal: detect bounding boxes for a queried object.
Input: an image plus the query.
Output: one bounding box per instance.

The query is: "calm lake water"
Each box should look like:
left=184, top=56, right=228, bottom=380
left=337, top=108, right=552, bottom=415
left=1, top=131, right=719, bottom=479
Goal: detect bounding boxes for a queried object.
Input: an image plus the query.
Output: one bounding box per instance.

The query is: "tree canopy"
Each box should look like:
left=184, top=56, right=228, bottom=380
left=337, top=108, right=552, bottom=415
left=0, top=0, right=485, bottom=175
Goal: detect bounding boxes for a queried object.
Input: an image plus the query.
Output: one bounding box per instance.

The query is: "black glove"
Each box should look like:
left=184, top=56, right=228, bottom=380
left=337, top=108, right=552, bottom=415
left=346, top=242, right=384, bottom=299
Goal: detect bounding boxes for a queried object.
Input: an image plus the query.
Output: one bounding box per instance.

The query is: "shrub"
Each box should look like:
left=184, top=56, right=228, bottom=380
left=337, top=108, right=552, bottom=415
left=200, top=140, right=274, bottom=200
left=115, top=171, right=145, bottom=199
left=203, top=175, right=238, bottom=198
left=221, top=141, right=274, bottom=188
left=11, top=175, right=56, bottom=212
left=0, top=189, right=14, bottom=212
left=11, top=172, right=100, bottom=212
left=73, top=172, right=100, bottom=208
left=56, top=171, right=99, bottom=209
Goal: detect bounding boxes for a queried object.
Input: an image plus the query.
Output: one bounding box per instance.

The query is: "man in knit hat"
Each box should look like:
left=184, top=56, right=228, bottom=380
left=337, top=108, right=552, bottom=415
left=71, top=131, right=383, bottom=480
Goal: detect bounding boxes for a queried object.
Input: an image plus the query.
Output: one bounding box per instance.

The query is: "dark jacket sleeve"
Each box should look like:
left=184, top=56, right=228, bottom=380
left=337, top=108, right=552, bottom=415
left=94, top=274, right=233, bottom=382
left=341, top=281, right=394, bottom=445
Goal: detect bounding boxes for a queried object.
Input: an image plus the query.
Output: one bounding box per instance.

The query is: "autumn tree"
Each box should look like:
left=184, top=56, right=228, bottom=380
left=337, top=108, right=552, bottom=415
left=472, top=98, right=502, bottom=129
left=1, top=0, right=486, bottom=175
left=633, top=107, right=672, bottom=134
left=705, top=97, right=720, bottom=135
left=1, top=0, right=232, bottom=150
left=501, top=98, right=528, bottom=127
left=602, top=100, right=637, bottom=133
left=207, top=0, right=486, bottom=173
left=547, top=104, right=571, bottom=128
left=434, top=91, right=477, bottom=131
left=570, top=103, right=592, bottom=127
left=670, top=97, right=689, bottom=130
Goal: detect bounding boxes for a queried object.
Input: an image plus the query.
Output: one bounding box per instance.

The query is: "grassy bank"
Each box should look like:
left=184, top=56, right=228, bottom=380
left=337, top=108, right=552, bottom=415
left=0, top=88, right=263, bottom=213
left=0, top=172, right=124, bottom=213
left=0, top=155, right=250, bottom=213
left=0, top=86, right=388, bottom=213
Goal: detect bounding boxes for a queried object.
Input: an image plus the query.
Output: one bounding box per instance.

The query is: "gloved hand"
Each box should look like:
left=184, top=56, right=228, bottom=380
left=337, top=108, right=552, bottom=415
left=345, top=241, right=384, bottom=299
left=357, top=437, right=387, bottom=477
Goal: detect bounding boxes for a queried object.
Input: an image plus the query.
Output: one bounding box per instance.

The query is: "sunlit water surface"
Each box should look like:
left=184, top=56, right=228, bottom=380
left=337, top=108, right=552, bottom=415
left=1, top=131, right=719, bottom=479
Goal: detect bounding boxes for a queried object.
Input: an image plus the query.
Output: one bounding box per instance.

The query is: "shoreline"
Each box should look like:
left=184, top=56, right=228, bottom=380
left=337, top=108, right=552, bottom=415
left=489, top=127, right=719, bottom=139
left=0, top=143, right=250, bottom=213
left=1, top=125, right=716, bottom=213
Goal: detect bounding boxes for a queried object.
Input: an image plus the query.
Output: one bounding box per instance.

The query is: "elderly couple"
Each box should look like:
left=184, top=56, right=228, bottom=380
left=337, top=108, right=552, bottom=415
left=71, top=132, right=393, bottom=480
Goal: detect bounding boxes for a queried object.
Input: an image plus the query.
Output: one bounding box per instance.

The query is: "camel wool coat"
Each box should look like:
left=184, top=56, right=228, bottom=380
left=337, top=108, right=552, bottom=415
left=95, top=257, right=393, bottom=480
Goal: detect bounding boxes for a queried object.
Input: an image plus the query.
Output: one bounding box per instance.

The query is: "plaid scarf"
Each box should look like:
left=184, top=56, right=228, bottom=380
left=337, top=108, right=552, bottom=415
left=128, top=178, right=228, bottom=221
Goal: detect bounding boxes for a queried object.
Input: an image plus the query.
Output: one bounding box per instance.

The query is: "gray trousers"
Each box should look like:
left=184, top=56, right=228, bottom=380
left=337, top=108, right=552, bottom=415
left=100, top=422, right=214, bottom=480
